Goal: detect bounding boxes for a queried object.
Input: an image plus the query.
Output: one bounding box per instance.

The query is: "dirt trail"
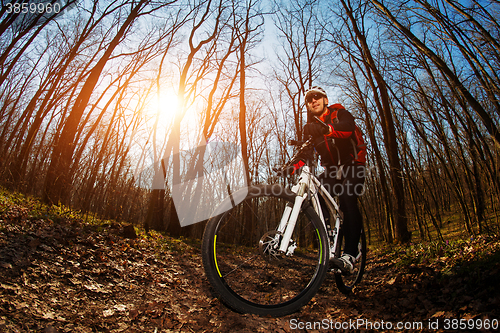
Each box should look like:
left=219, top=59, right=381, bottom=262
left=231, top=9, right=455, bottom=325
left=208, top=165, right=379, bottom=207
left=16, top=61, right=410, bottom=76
left=1, top=213, right=499, bottom=332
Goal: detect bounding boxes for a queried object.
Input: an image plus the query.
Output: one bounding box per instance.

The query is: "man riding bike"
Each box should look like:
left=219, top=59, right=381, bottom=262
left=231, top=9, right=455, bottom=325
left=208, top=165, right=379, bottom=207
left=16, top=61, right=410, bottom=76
left=303, top=86, right=366, bottom=274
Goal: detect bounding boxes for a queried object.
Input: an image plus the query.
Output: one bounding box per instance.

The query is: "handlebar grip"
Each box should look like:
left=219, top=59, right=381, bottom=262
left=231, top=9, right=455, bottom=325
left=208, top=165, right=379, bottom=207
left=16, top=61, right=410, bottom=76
left=288, top=139, right=304, bottom=146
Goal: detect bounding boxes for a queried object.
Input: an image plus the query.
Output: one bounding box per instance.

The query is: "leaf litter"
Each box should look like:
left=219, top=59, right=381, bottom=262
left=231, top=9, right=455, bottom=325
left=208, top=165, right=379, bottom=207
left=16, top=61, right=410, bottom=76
left=0, top=196, right=499, bottom=332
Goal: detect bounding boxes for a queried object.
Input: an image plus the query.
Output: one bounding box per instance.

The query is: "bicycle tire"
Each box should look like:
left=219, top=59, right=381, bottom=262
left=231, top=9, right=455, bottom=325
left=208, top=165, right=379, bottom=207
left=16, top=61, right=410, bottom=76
left=202, top=184, right=329, bottom=317
left=334, top=227, right=366, bottom=294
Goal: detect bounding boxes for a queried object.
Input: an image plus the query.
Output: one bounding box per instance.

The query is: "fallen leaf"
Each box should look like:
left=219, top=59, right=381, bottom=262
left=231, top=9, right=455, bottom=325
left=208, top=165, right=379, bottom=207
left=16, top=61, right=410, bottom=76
left=103, top=309, right=114, bottom=317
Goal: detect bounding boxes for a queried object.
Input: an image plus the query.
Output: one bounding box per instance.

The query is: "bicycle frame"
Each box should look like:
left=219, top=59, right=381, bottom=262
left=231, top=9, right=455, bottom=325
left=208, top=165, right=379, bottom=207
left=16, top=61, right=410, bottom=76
left=276, top=164, right=342, bottom=258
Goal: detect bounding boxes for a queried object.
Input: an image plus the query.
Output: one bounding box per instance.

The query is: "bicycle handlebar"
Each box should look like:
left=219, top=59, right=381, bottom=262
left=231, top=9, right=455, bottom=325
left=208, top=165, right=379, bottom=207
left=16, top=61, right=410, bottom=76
left=274, top=138, right=315, bottom=176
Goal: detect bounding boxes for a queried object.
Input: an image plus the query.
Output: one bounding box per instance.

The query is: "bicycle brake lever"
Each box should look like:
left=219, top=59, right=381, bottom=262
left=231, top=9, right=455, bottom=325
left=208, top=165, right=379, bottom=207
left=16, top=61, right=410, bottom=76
left=313, top=116, right=330, bottom=131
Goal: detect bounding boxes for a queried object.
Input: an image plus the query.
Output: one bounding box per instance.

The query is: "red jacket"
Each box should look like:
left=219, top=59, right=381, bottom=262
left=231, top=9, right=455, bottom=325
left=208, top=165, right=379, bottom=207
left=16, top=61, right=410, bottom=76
left=312, top=106, right=359, bottom=166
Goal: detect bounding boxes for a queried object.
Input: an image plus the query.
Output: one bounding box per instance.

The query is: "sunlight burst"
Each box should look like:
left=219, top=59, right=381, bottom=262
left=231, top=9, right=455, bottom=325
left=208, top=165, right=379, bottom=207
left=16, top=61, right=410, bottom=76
left=150, top=89, right=180, bottom=129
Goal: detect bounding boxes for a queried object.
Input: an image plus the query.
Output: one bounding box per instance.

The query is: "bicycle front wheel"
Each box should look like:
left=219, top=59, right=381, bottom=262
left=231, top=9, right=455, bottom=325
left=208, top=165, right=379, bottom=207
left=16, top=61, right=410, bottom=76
left=202, top=184, right=329, bottom=317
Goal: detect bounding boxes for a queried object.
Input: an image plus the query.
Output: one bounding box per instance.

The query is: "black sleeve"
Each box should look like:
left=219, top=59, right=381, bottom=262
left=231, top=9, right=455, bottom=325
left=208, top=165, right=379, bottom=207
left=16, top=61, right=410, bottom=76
left=326, top=109, right=356, bottom=139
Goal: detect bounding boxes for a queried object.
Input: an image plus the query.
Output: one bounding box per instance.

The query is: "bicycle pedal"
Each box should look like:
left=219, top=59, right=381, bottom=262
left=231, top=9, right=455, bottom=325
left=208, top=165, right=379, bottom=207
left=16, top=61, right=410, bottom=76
left=330, top=268, right=342, bottom=274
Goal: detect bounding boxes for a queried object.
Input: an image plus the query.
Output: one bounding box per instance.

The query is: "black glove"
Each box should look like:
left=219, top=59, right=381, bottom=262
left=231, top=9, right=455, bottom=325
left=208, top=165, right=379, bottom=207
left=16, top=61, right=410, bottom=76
left=304, top=122, right=329, bottom=138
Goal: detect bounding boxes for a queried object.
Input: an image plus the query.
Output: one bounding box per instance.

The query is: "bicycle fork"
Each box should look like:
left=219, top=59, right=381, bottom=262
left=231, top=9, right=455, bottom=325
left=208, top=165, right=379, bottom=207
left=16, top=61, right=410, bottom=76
left=274, top=185, right=341, bottom=261
left=276, top=182, right=307, bottom=254
left=274, top=165, right=317, bottom=255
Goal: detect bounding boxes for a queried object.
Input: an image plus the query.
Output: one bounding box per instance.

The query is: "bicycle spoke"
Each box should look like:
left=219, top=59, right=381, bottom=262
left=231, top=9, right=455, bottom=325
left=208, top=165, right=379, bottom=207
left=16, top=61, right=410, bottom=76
left=214, top=196, right=322, bottom=305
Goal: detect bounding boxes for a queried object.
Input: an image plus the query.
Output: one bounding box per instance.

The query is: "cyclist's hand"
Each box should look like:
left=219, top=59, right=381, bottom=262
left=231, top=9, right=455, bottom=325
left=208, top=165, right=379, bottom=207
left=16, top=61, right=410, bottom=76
left=304, top=122, right=329, bottom=138
left=301, top=145, right=315, bottom=162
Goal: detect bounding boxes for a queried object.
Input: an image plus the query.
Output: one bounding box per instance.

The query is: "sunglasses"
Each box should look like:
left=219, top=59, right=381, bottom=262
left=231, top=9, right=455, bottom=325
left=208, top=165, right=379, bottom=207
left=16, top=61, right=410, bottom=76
left=306, top=93, right=324, bottom=103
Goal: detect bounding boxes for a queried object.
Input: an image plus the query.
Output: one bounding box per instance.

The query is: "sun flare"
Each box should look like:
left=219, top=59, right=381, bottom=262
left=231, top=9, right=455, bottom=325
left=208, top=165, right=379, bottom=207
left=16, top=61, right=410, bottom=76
left=150, top=90, right=180, bottom=128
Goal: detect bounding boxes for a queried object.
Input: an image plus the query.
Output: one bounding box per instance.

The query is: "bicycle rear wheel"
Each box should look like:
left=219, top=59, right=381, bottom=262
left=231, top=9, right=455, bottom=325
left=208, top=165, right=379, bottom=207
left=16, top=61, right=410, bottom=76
left=202, top=184, right=329, bottom=317
left=334, top=227, right=366, bottom=294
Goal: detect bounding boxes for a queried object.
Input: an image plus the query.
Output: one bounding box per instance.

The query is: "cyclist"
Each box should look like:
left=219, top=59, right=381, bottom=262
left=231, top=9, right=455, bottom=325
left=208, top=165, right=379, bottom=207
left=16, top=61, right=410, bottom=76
left=303, top=86, right=365, bottom=274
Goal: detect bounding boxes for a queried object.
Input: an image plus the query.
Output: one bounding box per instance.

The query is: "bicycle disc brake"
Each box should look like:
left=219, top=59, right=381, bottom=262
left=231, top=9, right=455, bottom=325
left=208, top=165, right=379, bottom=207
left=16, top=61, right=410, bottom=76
left=259, top=231, right=286, bottom=263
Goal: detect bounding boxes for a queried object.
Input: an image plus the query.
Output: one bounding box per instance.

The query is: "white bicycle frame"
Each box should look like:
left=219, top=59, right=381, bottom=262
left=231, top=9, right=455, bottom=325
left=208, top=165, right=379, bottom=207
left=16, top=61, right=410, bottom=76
left=276, top=165, right=342, bottom=258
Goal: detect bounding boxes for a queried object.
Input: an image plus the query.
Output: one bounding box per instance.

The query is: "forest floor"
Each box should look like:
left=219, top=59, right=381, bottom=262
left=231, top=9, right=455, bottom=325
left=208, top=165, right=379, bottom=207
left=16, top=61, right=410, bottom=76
left=1, top=189, right=500, bottom=332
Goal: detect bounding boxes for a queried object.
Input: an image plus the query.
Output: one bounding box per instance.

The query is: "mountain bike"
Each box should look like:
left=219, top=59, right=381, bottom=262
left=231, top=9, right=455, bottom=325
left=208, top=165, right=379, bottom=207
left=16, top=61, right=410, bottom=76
left=201, top=137, right=366, bottom=317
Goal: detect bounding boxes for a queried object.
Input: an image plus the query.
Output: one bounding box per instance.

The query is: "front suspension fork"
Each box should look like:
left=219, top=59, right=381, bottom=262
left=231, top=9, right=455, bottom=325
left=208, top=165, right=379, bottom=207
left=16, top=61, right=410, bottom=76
left=277, top=182, right=307, bottom=253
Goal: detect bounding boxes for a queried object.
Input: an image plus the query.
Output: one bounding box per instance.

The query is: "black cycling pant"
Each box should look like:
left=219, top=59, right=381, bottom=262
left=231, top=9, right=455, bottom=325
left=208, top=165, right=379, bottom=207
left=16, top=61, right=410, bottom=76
left=318, top=164, right=365, bottom=257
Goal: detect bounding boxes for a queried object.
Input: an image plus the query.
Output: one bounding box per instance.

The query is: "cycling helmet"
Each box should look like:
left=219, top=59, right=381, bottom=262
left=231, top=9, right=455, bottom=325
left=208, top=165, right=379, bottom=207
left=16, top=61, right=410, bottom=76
left=304, top=86, right=327, bottom=100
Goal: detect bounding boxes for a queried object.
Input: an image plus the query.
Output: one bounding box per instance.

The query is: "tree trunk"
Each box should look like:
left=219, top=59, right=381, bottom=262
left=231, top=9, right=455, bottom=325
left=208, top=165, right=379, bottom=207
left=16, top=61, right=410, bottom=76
left=43, top=0, right=148, bottom=205
left=341, top=0, right=410, bottom=242
left=371, top=0, right=500, bottom=146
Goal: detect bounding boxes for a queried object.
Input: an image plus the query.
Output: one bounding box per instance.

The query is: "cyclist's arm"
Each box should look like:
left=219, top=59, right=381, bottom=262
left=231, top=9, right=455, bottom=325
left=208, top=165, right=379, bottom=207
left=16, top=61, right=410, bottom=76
left=325, top=109, right=355, bottom=139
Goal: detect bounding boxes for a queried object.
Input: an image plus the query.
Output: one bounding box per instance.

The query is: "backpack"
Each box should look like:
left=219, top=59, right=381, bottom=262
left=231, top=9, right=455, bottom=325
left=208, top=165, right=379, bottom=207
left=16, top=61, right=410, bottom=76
left=330, top=109, right=367, bottom=165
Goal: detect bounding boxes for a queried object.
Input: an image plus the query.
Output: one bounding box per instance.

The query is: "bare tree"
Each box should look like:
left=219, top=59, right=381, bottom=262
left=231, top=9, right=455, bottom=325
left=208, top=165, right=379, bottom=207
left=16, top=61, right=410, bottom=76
left=272, top=0, right=326, bottom=140
left=43, top=0, right=177, bottom=205
left=371, top=0, right=500, bottom=146
left=145, top=0, right=238, bottom=234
